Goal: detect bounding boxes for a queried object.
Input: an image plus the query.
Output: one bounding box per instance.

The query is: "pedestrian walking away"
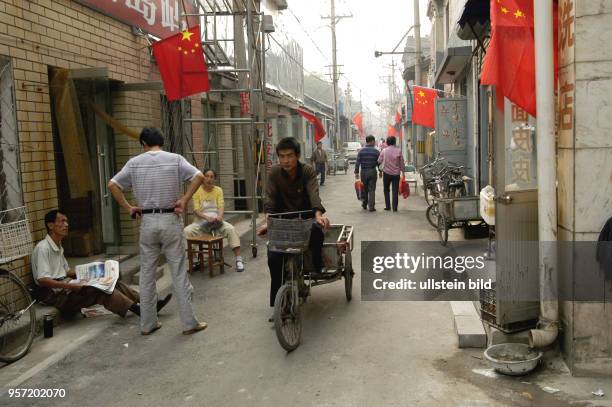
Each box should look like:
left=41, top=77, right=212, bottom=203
left=378, top=136, right=405, bottom=212
left=354, top=135, right=380, bottom=211
left=310, top=141, right=328, bottom=186
left=108, top=127, right=208, bottom=336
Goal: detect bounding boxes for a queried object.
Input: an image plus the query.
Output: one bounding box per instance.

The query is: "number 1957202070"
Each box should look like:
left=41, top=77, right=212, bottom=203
left=7, top=388, right=66, bottom=398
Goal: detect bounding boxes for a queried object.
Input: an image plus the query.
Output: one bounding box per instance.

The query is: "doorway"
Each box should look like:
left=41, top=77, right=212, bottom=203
left=48, top=67, right=118, bottom=256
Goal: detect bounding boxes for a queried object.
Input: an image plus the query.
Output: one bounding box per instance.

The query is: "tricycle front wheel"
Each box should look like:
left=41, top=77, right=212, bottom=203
left=274, top=284, right=301, bottom=352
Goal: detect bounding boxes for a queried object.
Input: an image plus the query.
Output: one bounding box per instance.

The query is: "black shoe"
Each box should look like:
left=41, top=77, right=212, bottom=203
left=362, top=203, right=367, bottom=210
left=384, top=207, right=391, bottom=211
left=268, top=314, right=274, bottom=322
left=129, top=303, right=141, bottom=316
left=392, top=209, right=398, bottom=212
left=369, top=208, right=376, bottom=212
left=156, top=293, right=172, bottom=312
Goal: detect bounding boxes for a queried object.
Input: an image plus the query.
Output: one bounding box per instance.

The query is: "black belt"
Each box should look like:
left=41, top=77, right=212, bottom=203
left=142, top=208, right=175, bottom=214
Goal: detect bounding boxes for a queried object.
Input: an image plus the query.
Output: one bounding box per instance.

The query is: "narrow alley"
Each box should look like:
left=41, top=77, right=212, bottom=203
left=2, top=172, right=608, bottom=407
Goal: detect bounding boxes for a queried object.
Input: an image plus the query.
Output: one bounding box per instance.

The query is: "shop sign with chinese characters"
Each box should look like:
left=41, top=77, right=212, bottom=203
left=504, top=100, right=537, bottom=191
left=558, top=0, right=575, bottom=147
left=435, top=98, right=468, bottom=168
left=75, top=0, right=198, bottom=39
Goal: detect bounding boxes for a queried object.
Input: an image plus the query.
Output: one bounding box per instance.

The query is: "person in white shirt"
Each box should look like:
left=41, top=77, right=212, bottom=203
left=108, top=127, right=206, bottom=336
left=32, top=210, right=170, bottom=318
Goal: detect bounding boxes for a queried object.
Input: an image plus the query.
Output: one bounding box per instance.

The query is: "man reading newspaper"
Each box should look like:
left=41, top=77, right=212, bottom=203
left=31, top=210, right=171, bottom=319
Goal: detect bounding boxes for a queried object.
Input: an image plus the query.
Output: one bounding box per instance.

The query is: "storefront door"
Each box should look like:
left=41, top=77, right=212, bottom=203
left=493, top=98, right=540, bottom=327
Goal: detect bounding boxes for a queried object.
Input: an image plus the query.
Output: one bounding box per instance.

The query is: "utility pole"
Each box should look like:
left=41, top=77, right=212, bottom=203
left=389, top=59, right=397, bottom=116
left=345, top=82, right=352, bottom=141
left=413, top=0, right=423, bottom=167
left=322, top=0, right=352, bottom=150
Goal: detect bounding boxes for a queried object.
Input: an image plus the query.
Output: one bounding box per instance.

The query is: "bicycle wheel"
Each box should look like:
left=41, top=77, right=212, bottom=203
left=426, top=204, right=439, bottom=229
left=437, top=215, right=449, bottom=247
left=273, top=258, right=301, bottom=351
left=0, top=272, right=36, bottom=363
left=344, top=251, right=354, bottom=301
left=424, top=187, right=433, bottom=206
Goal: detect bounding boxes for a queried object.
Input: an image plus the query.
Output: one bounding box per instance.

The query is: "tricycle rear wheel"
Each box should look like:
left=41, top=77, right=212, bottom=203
left=344, top=252, right=354, bottom=301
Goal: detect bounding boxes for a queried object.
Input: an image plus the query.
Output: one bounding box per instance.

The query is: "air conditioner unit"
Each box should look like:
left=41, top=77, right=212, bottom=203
left=272, top=0, right=288, bottom=10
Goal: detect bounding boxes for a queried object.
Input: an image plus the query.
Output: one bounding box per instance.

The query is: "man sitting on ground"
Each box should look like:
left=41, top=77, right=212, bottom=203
left=32, top=210, right=171, bottom=319
left=183, top=168, right=245, bottom=272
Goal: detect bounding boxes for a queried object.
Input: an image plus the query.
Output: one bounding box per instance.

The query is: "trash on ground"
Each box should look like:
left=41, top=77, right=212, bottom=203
left=81, top=305, right=113, bottom=317
left=472, top=368, right=500, bottom=379
left=542, top=386, right=560, bottom=394
left=592, top=389, right=605, bottom=397
left=520, top=391, right=533, bottom=401
left=123, top=343, right=129, bottom=348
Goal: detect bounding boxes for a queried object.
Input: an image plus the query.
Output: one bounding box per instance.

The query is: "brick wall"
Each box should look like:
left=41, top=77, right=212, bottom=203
left=0, top=0, right=169, bottom=281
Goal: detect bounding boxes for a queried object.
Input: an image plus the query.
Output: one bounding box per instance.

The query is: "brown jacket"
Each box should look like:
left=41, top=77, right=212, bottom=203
left=310, top=149, right=328, bottom=165
left=264, top=162, right=325, bottom=215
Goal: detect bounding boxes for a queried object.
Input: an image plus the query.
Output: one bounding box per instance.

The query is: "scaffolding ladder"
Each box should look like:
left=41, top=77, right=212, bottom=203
left=181, top=0, right=267, bottom=257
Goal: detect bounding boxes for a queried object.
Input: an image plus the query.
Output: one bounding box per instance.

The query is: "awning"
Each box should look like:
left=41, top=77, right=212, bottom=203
left=433, top=32, right=472, bottom=85
left=456, top=0, right=490, bottom=40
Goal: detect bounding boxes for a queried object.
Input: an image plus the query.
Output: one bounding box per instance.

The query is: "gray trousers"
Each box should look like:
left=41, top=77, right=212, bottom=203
left=361, top=168, right=378, bottom=210
left=139, top=214, right=198, bottom=332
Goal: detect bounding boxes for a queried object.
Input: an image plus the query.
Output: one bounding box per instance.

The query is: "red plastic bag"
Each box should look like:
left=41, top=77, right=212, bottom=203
left=399, top=175, right=410, bottom=199
left=355, top=180, right=364, bottom=200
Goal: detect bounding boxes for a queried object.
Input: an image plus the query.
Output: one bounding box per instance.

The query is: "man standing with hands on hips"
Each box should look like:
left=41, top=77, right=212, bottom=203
left=108, top=127, right=208, bottom=336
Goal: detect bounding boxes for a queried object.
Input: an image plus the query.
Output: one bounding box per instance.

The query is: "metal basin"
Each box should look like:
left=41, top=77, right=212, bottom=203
left=484, top=343, right=542, bottom=376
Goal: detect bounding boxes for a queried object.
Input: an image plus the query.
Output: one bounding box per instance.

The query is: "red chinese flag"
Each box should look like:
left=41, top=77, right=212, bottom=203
left=394, top=109, right=401, bottom=125
left=387, top=125, right=399, bottom=137
left=152, top=26, right=210, bottom=101
left=412, top=86, right=438, bottom=128
left=352, top=112, right=364, bottom=136
left=297, top=108, right=326, bottom=143
left=480, top=0, right=558, bottom=117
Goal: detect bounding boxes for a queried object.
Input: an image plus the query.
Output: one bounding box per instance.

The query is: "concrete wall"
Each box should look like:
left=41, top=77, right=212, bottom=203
left=557, top=0, right=612, bottom=376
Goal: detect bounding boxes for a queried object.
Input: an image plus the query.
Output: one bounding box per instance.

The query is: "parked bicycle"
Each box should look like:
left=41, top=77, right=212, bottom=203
left=0, top=207, right=36, bottom=363
left=424, top=162, right=471, bottom=229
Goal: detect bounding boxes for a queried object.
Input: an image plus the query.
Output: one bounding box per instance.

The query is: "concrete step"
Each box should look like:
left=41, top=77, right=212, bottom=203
left=450, top=301, right=487, bottom=348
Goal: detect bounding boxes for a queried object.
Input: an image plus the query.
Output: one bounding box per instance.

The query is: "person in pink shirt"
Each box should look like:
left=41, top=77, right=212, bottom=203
left=377, top=136, right=405, bottom=212
left=378, top=138, right=387, bottom=150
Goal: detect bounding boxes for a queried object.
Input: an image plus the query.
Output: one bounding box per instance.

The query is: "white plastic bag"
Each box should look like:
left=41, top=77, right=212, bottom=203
left=480, top=185, right=496, bottom=225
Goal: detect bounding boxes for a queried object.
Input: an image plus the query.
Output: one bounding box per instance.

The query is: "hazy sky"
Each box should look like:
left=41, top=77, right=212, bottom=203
left=285, top=0, right=432, bottom=112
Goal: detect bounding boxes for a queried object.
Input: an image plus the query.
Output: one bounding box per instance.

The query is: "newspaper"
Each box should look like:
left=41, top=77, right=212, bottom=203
left=74, top=260, right=119, bottom=295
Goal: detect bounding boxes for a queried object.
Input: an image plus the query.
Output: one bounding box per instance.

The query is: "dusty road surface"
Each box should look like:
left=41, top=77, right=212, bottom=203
left=2, top=170, right=606, bottom=407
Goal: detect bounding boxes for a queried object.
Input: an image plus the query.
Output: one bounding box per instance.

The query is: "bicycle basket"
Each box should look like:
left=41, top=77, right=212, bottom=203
left=267, top=217, right=312, bottom=252
left=0, top=207, right=34, bottom=264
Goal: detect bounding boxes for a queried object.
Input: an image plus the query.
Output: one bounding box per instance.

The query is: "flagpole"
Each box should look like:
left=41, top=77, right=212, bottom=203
left=530, top=0, right=558, bottom=348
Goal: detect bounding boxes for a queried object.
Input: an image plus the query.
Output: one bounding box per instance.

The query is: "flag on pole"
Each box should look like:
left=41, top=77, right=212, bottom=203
left=297, top=108, right=326, bottom=143
left=412, top=86, right=438, bottom=128
left=352, top=112, right=364, bottom=137
left=387, top=125, right=399, bottom=137
left=152, top=25, right=210, bottom=101
left=480, top=0, right=558, bottom=117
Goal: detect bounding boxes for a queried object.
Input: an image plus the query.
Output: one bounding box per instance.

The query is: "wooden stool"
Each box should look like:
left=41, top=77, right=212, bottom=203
left=186, top=235, right=225, bottom=276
